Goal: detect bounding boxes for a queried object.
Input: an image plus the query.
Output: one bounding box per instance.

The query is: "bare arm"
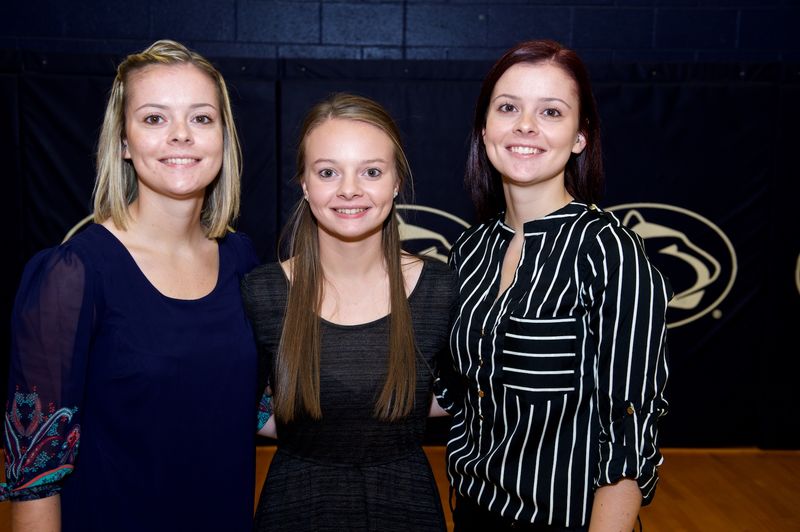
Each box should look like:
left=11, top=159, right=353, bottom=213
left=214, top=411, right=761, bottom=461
left=257, top=415, right=277, bottom=439
left=12, top=495, right=61, bottom=532
left=428, top=394, right=450, bottom=417
left=588, top=478, right=641, bottom=532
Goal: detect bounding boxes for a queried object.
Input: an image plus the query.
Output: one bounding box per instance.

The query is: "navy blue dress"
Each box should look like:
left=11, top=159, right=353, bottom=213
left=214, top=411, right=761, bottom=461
left=2, top=224, right=260, bottom=532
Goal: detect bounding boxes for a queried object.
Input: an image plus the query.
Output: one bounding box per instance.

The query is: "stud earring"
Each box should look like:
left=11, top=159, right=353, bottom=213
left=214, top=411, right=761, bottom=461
left=393, top=190, right=398, bottom=199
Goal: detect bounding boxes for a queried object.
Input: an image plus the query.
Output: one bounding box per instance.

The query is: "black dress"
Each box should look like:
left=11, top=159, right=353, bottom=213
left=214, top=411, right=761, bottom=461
left=241, top=259, right=456, bottom=532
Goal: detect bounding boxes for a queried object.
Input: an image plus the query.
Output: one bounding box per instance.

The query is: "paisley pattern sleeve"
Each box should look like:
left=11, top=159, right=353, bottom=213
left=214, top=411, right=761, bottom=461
left=2, top=244, right=97, bottom=501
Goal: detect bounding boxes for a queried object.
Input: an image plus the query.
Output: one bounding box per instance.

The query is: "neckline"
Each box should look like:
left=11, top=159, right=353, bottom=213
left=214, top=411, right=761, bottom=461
left=275, top=258, right=429, bottom=329
left=93, top=223, right=223, bottom=303
left=498, top=201, right=589, bottom=235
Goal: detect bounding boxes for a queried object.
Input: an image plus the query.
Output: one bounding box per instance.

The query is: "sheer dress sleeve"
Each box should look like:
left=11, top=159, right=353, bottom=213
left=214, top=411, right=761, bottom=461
left=2, top=244, right=98, bottom=501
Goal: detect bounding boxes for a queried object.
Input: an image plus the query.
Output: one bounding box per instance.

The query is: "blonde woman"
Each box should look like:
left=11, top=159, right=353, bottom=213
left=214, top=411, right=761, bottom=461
left=242, top=93, right=456, bottom=531
left=1, top=40, right=259, bottom=531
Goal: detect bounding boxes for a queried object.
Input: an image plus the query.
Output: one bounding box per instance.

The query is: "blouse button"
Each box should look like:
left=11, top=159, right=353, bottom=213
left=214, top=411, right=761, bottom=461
left=626, top=405, right=635, bottom=415
left=478, top=390, right=485, bottom=398
left=478, top=358, right=484, bottom=367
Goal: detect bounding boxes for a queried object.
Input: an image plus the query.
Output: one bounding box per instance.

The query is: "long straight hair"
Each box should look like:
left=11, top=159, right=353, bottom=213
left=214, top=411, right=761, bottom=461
left=275, top=93, right=416, bottom=422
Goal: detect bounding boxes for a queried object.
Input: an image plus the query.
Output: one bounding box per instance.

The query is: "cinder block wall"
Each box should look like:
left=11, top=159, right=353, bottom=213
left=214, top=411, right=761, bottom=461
left=2, top=0, right=797, bottom=62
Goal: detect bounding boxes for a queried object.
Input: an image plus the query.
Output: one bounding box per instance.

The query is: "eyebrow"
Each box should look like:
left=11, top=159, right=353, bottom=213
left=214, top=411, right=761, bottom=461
left=133, top=103, right=218, bottom=112
left=491, top=94, right=573, bottom=109
left=312, top=158, right=388, bottom=165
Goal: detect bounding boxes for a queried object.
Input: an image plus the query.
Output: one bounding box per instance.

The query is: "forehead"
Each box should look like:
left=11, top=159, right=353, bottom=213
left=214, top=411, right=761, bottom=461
left=305, top=118, right=394, bottom=153
left=125, top=63, right=218, bottom=103
left=492, top=62, right=579, bottom=102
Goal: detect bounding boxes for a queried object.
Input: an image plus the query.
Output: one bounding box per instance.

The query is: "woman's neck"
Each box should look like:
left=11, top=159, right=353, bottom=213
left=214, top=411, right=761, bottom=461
left=114, top=196, right=208, bottom=250
left=502, top=181, right=573, bottom=233
left=317, top=231, right=386, bottom=281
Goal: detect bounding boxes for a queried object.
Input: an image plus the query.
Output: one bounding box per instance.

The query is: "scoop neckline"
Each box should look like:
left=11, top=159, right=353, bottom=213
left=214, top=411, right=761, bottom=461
left=274, top=258, right=428, bottom=329
left=94, top=223, right=223, bottom=303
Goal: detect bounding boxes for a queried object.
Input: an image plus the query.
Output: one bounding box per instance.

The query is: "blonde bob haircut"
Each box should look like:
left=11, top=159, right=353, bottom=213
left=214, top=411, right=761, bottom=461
left=93, top=39, right=241, bottom=238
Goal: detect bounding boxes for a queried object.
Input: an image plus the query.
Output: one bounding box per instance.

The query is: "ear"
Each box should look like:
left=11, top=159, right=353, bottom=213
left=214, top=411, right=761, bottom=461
left=122, top=139, right=130, bottom=159
left=572, top=132, right=587, bottom=155
left=481, top=127, right=486, bottom=142
left=301, top=181, right=309, bottom=200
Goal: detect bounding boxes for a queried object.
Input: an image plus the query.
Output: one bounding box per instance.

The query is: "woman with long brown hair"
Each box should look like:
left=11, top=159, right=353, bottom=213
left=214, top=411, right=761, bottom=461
left=241, top=93, right=455, bottom=531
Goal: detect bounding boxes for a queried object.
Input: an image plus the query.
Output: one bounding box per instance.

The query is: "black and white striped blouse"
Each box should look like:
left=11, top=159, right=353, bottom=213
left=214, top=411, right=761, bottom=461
left=438, top=201, right=671, bottom=528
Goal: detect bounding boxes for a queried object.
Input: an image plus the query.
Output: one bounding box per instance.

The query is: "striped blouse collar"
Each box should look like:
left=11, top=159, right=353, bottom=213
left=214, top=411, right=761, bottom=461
left=496, top=201, right=592, bottom=236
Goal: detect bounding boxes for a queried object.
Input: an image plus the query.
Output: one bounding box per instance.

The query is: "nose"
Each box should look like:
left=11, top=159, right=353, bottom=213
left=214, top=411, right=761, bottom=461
left=515, top=109, right=538, bottom=135
left=337, top=173, right=362, bottom=199
left=169, top=120, right=193, bottom=143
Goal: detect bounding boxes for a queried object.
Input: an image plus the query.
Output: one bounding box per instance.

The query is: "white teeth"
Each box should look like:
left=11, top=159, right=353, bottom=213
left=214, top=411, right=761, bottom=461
left=163, top=157, right=197, bottom=165
left=510, top=146, right=541, bottom=155
left=336, top=208, right=365, bottom=215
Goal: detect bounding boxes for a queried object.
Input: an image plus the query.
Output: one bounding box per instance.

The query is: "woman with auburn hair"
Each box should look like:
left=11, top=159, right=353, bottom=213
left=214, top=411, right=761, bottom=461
left=1, top=40, right=259, bottom=531
left=442, top=40, right=672, bottom=531
left=242, top=92, right=456, bottom=531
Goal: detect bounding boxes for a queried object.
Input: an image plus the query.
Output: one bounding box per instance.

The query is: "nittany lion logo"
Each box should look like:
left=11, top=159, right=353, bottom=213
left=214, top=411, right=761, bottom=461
left=796, top=254, right=800, bottom=296
left=607, top=203, right=737, bottom=328
left=396, top=204, right=470, bottom=263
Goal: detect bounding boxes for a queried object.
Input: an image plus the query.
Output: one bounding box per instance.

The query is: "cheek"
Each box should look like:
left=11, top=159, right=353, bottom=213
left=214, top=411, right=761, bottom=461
left=203, top=129, right=225, bottom=155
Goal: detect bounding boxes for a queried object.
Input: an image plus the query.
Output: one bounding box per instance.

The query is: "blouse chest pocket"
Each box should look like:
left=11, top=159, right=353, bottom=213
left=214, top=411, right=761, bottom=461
left=501, top=316, right=579, bottom=402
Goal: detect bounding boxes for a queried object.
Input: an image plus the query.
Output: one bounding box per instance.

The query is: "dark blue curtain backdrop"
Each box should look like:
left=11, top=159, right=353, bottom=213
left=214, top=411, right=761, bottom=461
left=2, top=51, right=798, bottom=449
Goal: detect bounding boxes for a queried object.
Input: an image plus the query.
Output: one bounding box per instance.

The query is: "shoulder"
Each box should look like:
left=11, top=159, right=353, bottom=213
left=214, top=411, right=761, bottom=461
left=579, top=205, right=648, bottom=253
left=24, top=224, right=110, bottom=278
left=241, top=262, right=287, bottom=299
left=220, top=230, right=260, bottom=273
left=14, top=226, right=112, bottom=310
left=240, top=262, right=289, bottom=324
left=449, top=216, right=501, bottom=262
left=414, top=257, right=458, bottom=301
left=419, top=257, right=455, bottom=284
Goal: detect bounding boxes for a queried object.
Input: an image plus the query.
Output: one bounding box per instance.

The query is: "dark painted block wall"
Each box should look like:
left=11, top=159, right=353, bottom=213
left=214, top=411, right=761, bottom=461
left=2, top=0, right=797, bottom=62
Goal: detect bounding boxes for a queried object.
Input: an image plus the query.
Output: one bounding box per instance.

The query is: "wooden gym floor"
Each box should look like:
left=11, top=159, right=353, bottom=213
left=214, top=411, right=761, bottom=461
left=2, top=447, right=798, bottom=531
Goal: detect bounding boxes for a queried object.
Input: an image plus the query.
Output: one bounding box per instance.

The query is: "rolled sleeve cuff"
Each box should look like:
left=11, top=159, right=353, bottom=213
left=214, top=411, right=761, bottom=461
left=596, top=401, right=665, bottom=505
left=1, top=466, right=68, bottom=503
left=6, top=482, right=62, bottom=502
